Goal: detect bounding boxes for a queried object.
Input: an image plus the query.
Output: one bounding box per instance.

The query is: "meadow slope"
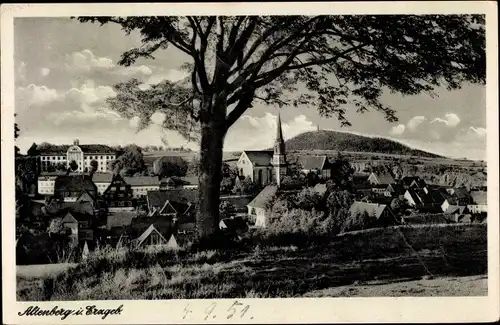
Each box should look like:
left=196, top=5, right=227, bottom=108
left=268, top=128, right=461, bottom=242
left=17, top=224, right=487, bottom=301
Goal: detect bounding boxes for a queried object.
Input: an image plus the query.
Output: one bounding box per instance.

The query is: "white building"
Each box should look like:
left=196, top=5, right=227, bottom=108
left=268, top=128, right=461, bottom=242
left=123, top=176, right=160, bottom=198
left=39, top=139, right=116, bottom=173
left=37, top=174, right=58, bottom=195
left=92, top=173, right=114, bottom=195
left=468, top=191, right=487, bottom=214
left=237, top=113, right=288, bottom=187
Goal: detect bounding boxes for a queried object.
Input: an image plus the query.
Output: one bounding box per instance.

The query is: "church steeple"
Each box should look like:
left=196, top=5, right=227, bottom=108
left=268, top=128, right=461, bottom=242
left=272, top=111, right=287, bottom=187
left=274, top=112, right=285, bottom=155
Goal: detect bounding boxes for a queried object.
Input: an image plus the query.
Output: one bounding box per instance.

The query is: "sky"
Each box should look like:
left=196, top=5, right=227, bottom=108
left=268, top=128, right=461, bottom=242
left=14, top=17, right=487, bottom=160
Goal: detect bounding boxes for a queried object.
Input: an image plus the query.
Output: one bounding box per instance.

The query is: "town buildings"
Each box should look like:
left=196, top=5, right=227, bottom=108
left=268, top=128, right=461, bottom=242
left=39, top=140, right=117, bottom=173
left=237, top=112, right=288, bottom=187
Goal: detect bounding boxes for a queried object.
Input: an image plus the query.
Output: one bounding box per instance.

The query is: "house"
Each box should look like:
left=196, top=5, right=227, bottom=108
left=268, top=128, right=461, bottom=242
left=367, top=172, right=395, bottom=186
left=348, top=201, right=399, bottom=225
left=53, top=174, right=98, bottom=202
left=401, top=176, right=427, bottom=189
left=298, top=155, right=332, bottom=178
left=220, top=195, right=254, bottom=216
left=384, top=183, right=406, bottom=198
left=134, top=224, right=168, bottom=247
left=92, top=173, right=114, bottom=195
left=146, top=189, right=198, bottom=233
left=45, top=200, right=95, bottom=217
left=403, top=188, right=444, bottom=209
left=123, top=176, right=160, bottom=198
left=247, top=185, right=279, bottom=227
left=61, top=210, right=94, bottom=243
left=450, top=187, right=472, bottom=205
left=468, top=190, right=487, bottom=214
left=102, top=174, right=135, bottom=211
left=371, top=184, right=387, bottom=194
left=107, top=211, right=137, bottom=231
left=237, top=112, right=288, bottom=186
left=443, top=205, right=470, bottom=222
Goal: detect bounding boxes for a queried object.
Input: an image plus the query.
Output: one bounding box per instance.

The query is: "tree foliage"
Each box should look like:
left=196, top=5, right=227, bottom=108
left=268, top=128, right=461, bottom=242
left=69, top=160, right=78, bottom=172
left=76, top=15, right=485, bottom=240
left=113, top=144, right=146, bottom=176
left=77, top=15, right=484, bottom=133
left=327, top=153, right=355, bottom=191
left=156, top=156, right=189, bottom=177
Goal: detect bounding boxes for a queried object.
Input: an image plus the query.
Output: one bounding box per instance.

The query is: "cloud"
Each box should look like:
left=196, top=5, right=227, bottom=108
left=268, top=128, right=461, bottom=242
left=225, top=113, right=316, bottom=151
left=146, top=69, right=189, bottom=85
left=431, top=113, right=461, bottom=127
left=66, top=80, right=116, bottom=105
left=16, top=84, right=61, bottom=106
left=389, top=124, right=405, bottom=136
left=469, top=126, right=487, bottom=137
left=65, top=49, right=153, bottom=77
left=66, top=49, right=114, bottom=72
left=406, top=116, right=426, bottom=131
left=40, top=68, right=50, bottom=77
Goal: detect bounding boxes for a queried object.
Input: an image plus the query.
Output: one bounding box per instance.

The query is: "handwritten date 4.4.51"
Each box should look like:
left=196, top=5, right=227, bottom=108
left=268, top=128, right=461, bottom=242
left=183, top=301, right=252, bottom=321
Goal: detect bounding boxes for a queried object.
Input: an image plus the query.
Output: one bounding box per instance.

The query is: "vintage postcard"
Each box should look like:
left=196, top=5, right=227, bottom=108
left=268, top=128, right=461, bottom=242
left=2, top=2, right=499, bottom=324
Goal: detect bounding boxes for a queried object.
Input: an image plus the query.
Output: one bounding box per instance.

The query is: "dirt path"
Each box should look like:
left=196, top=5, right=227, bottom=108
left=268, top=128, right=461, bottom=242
left=304, top=275, right=488, bottom=297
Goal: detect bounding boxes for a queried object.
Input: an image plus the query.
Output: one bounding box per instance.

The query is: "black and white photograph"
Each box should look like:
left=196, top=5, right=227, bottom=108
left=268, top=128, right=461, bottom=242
left=2, top=2, right=499, bottom=324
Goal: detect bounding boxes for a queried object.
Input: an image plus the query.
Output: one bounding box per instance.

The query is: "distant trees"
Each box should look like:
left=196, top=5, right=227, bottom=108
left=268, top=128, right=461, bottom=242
left=27, top=143, right=40, bottom=157
left=113, top=144, right=146, bottom=176
left=327, top=153, right=355, bottom=191
left=156, top=156, right=189, bottom=178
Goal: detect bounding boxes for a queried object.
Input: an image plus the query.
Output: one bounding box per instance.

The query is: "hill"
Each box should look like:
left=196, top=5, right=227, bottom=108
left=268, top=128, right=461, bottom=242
left=282, top=130, right=443, bottom=158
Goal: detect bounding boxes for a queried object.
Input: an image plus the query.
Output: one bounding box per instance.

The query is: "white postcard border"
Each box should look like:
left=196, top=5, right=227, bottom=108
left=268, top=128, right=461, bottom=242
left=2, top=2, right=499, bottom=324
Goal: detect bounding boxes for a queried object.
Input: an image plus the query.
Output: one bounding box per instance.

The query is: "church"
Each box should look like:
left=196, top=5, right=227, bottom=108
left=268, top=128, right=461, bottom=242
left=236, top=113, right=288, bottom=187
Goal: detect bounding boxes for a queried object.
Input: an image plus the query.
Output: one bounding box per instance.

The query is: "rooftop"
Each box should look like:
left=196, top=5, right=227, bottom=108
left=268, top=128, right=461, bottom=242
left=243, top=150, right=274, bottom=167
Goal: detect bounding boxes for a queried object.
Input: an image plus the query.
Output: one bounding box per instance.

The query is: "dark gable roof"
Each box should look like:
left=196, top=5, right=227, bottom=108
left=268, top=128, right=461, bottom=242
left=387, top=183, right=406, bottom=194
left=46, top=201, right=94, bottom=216
left=63, top=210, right=93, bottom=222
left=349, top=201, right=390, bottom=219
left=453, top=187, right=470, bottom=199
left=123, top=176, right=160, bottom=186
left=92, top=172, right=114, bottom=183
left=54, top=175, right=97, bottom=194
left=370, top=172, right=395, bottom=185
left=298, top=156, right=328, bottom=171
left=107, top=212, right=137, bottom=230
left=243, top=150, right=274, bottom=166
left=147, top=189, right=198, bottom=207
left=39, top=144, right=115, bottom=155
left=247, top=185, right=278, bottom=209
left=220, top=216, right=248, bottom=230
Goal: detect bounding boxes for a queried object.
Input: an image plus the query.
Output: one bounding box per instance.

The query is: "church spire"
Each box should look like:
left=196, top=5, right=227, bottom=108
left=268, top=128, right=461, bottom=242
left=274, top=111, right=285, bottom=155
left=272, top=110, right=287, bottom=187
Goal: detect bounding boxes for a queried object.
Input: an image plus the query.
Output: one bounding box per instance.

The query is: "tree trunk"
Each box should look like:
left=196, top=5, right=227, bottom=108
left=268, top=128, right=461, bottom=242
left=197, top=98, right=227, bottom=241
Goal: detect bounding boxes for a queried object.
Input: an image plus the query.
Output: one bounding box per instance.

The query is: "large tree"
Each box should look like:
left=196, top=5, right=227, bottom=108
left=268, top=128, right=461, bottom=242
left=77, top=15, right=485, bottom=241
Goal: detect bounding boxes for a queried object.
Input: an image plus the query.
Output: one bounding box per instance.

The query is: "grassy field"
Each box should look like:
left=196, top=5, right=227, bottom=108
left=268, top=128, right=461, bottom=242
left=17, top=224, right=487, bottom=301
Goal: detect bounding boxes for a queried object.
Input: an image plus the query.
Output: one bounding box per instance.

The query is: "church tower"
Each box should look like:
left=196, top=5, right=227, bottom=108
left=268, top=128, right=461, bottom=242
left=272, top=112, right=287, bottom=187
